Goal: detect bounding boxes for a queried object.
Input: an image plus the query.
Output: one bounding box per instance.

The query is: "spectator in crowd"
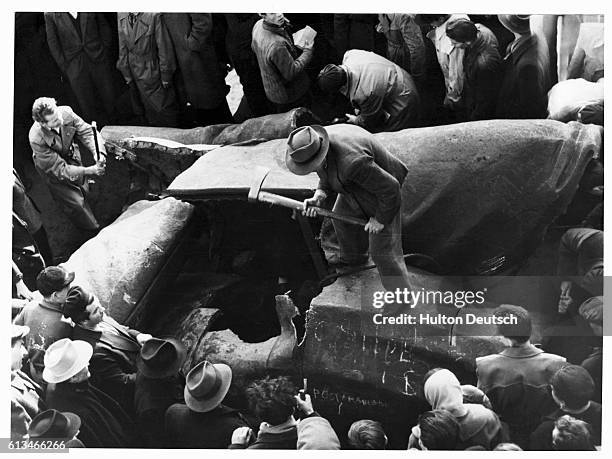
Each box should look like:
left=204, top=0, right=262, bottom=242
left=224, top=13, right=273, bottom=118
left=286, top=124, right=411, bottom=293
left=251, top=13, right=314, bottom=113
left=230, top=375, right=298, bottom=449
left=294, top=393, right=340, bottom=450
left=28, top=409, right=84, bottom=447
left=28, top=97, right=106, bottom=233
left=165, top=360, right=248, bottom=448
left=13, top=168, right=52, bottom=267
left=557, top=228, right=603, bottom=316
left=551, top=415, right=596, bottom=451
left=62, top=286, right=152, bottom=411
left=422, top=368, right=504, bottom=449
left=11, top=325, right=46, bottom=440
left=567, top=22, right=603, bottom=82
left=135, top=337, right=186, bottom=448
left=407, top=410, right=460, bottom=450
left=44, top=338, right=137, bottom=447
left=496, top=14, right=550, bottom=119
left=348, top=419, right=387, bottom=449
left=420, top=14, right=470, bottom=121
left=376, top=14, right=426, bottom=84
left=317, top=49, right=420, bottom=132
left=493, top=443, right=523, bottom=451
left=44, top=13, right=116, bottom=127
left=163, top=13, right=233, bottom=127
left=445, top=18, right=502, bottom=120
left=333, top=14, right=386, bottom=59
left=13, top=266, right=74, bottom=350
left=529, top=364, right=601, bottom=449
left=476, top=304, right=566, bottom=448
left=116, top=13, right=180, bottom=127
left=579, top=297, right=602, bottom=403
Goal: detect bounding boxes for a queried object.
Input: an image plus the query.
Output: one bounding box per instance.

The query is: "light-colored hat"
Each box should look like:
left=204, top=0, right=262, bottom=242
left=43, top=338, right=93, bottom=384
left=285, top=125, right=330, bottom=175
left=184, top=361, right=232, bottom=413
left=11, top=325, right=30, bottom=341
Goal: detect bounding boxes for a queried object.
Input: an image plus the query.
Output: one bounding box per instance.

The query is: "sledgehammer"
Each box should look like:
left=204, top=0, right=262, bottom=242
left=248, top=167, right=367, bottom=227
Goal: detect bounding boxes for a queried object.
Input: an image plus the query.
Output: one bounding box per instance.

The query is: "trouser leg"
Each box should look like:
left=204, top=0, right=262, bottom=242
left=49, top=182, right=100, bottom=232
left=331, top=195, right=369, bottom=265
left=369, top=212, right=411, bottom=291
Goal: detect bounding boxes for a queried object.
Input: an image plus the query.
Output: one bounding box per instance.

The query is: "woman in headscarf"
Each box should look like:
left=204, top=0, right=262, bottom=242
left=421, top=368, right=506, bottom=449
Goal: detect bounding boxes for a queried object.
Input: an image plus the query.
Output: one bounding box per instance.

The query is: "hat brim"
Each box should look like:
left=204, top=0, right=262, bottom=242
left=184, top=363, right=232, bottom=413
left=136, top=337, right=187, bottom=379
left=42, top=341, right=93, bottom=384
left=285, top=125, right=330, bottom=176
left=63, top=412, right=81, bottom=439
left=11, top=325, right=30, bottom=340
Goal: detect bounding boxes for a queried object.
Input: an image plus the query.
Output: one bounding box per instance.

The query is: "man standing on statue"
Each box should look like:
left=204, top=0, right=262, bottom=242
left=29, top=97, right=105, bottom=234
left=285, top=124, right=411, bottom=292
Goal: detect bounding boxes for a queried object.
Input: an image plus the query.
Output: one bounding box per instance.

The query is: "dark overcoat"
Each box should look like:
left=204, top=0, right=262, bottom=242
left=162, top=13, right=227, bottom=110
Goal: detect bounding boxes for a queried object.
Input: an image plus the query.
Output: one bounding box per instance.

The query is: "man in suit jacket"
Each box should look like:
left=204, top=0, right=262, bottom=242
left=29, top=98, right=105, bottom=232
left=286, top=124, right=411, bottom=293
left=44, top=13, right=116, bottom=126
left=62, top=286, right=152, bottom=413
left=13, top=266, right=75, bottom=350
left=476, top=305, right=566, bottom=448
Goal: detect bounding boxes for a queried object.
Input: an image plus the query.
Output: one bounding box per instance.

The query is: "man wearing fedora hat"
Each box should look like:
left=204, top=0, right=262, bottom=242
left=28, top=409, right=84, bottom=447
left=11, top=324, right=47, bottom=440
left=286, top=123, right=411, bottom=293
left=134, top=337, right=187, bottom=447
left=13, top=265, right=75, bottom=350
left=63, top=285, right=152, bottom=411
left=165, top=360, right=250, bottom=448
left=44, top=338, right=138, bottom=447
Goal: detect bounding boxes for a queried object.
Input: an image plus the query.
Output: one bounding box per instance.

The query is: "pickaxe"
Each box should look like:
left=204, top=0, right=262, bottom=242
left=247, top=167, right=367, bottom=227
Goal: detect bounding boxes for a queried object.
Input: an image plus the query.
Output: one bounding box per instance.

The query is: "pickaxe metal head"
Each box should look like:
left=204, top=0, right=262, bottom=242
left=248, top=166, right=271, bottom=202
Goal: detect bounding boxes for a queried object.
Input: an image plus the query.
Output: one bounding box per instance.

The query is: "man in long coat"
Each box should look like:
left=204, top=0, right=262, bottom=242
left=162, top=13, right=232, bottom=127
left=44, top=13, right=116, bottom=126
left=117, top=12, right=180, bottom=127
left=28, top=97, right=105, bottom=232
left=317, top=49, right=420, bottom=132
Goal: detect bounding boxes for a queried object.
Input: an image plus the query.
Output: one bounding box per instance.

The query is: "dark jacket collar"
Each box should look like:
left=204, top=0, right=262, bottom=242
left=505, top=34, right=535, bottom=63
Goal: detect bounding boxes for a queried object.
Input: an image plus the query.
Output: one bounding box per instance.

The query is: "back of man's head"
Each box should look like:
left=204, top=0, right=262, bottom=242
left=552, top=415, right=595, bottom=450
left=446, top=19, right=478, bottom=43
left=347, top=419, right=386, bottom=449
left=245, top=376, right=296, bottom=426
left=494, top=304, right=531, bottom=343
left=317, top=64, right=347, bottom=94
left=551, top=365, right=595, bottom=410
left=36, top=266, right=74, bottom=299
left=418, top=410, right=459, bottom=450
left=62, top=286, right=94, bottom=325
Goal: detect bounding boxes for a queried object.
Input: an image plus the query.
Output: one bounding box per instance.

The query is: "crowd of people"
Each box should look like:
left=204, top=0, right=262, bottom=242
left=10, top=270, right=603, bottom=449
left=10, top=11, right=604, bottom=450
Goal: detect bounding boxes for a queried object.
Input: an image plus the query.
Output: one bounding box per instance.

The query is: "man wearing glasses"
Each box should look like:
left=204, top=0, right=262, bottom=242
left=28, top=97, right=105, bottom=233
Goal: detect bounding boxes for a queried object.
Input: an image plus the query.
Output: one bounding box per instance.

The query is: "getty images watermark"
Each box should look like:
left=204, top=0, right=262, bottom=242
left=369, top=287, right=518, bottom=326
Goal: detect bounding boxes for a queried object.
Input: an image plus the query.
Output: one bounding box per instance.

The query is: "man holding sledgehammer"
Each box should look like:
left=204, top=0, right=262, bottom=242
left=285, top=123, right=411, bottom=292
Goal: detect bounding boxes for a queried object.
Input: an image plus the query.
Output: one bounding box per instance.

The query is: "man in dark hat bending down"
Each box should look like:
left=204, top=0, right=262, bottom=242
left=286, top=124, right=411, bottom=292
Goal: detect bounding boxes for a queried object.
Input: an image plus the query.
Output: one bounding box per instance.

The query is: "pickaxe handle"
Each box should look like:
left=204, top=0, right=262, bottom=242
left=257, top=190, right=367, bottom=227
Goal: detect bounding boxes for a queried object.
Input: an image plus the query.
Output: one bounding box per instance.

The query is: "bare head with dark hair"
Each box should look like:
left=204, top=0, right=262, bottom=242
left=552, top=415, right=595, bottom=451
left=32, top=97, right=59, bottom=124
left=494, top=304, right=532, bottom=343
left=347, top=419, right=387, bottom=449
left=245, top=376, right=296, bottom=426
left=418, top=410, right=459, bottom=450
left=446, top=19, right=478, bottom=47
left=551, top=365, right=595, bottom=411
